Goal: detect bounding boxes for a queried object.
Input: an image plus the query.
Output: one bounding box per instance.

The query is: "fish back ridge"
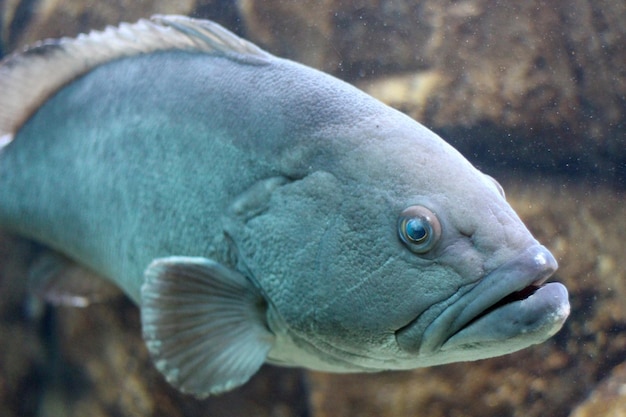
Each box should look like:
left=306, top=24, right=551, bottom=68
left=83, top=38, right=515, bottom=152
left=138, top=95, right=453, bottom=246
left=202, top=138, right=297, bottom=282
left=0, top=15, right=271, bottom=141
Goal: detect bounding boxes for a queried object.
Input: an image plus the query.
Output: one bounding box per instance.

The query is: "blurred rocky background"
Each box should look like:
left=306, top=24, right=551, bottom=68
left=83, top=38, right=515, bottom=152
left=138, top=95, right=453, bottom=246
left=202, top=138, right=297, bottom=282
left=1, top=0, right=625, bottom=416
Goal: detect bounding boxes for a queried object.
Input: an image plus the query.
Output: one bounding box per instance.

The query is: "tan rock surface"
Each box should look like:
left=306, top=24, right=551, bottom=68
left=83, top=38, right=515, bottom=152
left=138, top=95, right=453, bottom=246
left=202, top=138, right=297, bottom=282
left=0, top=237, right=46, bottom=417
left=0, top=0, right=240, bottom=55
left=239, top=0, right=625, bottom=182
left=1, top=0, right=193, bottom=48
left=569, top=361, right=626, bottom=417
left=2, top=1, right=624, bottom=180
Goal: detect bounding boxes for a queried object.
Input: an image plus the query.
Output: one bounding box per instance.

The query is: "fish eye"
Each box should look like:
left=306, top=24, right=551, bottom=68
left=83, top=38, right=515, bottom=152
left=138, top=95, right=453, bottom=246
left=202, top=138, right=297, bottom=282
left=398, top=206, right=441, bottom=254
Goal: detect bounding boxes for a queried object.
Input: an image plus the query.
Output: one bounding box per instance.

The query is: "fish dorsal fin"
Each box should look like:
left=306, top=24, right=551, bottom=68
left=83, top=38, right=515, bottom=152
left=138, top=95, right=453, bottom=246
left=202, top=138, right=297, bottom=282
left=141, top=256, right=275, bottom=397
left=0, top=15, right=271, bottom=142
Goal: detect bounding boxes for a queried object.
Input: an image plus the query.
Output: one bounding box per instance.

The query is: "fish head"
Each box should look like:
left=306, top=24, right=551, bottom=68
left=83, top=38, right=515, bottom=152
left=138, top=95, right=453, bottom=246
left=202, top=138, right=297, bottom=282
left=224, top=111, right=569, bottom=372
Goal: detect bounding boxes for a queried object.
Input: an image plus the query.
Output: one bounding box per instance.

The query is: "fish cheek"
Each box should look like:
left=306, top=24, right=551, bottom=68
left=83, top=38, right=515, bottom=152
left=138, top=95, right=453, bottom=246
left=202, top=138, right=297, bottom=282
left=223, top=171, right=346, bottom=330
left=225, top=173, right=437, bottom=359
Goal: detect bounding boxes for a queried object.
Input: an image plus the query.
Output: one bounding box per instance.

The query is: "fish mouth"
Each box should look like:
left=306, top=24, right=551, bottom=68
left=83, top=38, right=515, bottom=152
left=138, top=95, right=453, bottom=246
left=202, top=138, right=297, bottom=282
left=396, top=245, right=570, bottom=359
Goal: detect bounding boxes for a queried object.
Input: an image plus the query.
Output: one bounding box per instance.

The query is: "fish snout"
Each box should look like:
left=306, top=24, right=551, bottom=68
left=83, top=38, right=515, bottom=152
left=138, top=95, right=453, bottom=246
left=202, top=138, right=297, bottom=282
left=528, top=245, right=558, bottom=285
left=395, top=245, right=569, bottom=363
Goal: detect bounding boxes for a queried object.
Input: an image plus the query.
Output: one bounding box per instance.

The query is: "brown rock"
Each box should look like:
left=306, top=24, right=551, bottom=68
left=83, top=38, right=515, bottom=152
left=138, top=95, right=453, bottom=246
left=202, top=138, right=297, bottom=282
left=238, top=0, right=338, bottom=71
left=0, top=0, right=241, bottom=56
left=0, top=236, right=46, bottom=417
left=569, top=361, right=626, bottom=417
left=238, top=0, right=625, bottom=130
left=1, top=0, right=193, bottom=50
left=3, top=1, right=624, bottom=179
left=238, top=0, right=626, bottom=182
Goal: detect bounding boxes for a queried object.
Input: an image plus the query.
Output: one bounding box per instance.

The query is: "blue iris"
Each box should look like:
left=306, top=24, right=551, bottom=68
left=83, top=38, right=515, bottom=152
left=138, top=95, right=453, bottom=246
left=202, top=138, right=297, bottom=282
left=405, top=218, right=428, bottom=243
left=398, top=205, right=441, bottom=254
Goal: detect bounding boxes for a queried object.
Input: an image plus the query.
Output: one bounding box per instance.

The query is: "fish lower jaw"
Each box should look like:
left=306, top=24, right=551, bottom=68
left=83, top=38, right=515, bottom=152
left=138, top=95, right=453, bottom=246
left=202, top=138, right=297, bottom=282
left=390, top=282, right=569, bottom=367
left=396, top=245, right=569, bottom=361
left=450, top=278, right=547, bottom=336
left=439, top=282, right=570, bottom=355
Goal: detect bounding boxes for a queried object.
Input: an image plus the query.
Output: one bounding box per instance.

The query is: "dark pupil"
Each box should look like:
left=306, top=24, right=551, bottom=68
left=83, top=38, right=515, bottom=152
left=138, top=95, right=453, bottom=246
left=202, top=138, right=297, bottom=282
left=406, top=219, right=428, bottom=242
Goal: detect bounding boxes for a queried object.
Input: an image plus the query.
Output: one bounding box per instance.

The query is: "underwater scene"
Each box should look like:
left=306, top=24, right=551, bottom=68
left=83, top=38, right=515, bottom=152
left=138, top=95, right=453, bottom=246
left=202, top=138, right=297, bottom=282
left=0, top=1, right=624, bottom=416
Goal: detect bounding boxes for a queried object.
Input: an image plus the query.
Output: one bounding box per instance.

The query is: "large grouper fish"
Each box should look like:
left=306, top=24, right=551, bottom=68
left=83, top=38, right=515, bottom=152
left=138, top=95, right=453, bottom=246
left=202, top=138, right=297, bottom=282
left=0, top=15, right=569, bottom=397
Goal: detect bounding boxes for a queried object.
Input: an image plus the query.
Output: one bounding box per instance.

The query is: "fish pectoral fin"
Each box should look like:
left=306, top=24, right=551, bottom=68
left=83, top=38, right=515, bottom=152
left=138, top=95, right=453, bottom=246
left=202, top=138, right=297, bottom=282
left=140, top=256, right=275, bottom=397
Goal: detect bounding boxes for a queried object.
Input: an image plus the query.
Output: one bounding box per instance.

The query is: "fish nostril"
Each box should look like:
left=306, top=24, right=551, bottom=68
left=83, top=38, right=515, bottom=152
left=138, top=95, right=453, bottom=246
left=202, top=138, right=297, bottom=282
left=533, top=247, right=558, bottom=283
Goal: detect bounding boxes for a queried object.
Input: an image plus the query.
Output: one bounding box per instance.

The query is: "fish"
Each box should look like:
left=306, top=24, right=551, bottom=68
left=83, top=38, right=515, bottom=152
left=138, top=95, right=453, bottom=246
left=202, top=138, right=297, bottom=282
left=0, top=15, right=570, bottom=397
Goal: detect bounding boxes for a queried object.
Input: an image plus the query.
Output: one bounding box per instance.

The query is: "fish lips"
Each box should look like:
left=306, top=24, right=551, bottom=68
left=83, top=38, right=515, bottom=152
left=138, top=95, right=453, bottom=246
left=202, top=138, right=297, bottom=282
left=396, top=245, right=570, bottom=359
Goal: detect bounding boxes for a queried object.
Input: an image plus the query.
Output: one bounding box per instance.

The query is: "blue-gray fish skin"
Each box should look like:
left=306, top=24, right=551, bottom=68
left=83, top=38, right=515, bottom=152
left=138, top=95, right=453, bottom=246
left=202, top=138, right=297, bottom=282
left=0, top=16, right=570, bottom=397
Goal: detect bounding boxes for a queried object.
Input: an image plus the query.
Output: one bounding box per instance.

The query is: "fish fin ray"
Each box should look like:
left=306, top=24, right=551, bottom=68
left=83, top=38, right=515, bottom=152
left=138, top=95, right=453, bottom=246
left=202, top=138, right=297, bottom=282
left=0, top=15, right=271, bottom=138
left=141, top=256, right=274, bottom=397
left=151, top=15, right=270, bottom=63
left=28, top=249, right=123, bottom=307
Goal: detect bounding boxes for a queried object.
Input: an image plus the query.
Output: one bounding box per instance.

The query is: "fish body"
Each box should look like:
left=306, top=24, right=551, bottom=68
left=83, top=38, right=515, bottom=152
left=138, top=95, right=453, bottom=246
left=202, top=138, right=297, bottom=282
left=0, top=16, right=569, bottom=396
